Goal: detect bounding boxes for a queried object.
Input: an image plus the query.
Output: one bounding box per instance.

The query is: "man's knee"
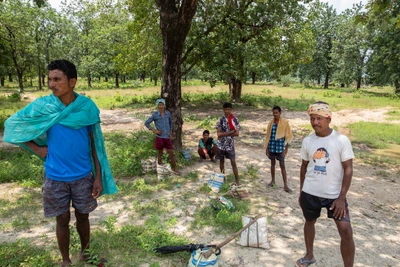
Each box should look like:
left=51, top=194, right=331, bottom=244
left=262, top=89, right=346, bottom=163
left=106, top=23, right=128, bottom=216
left=75, top=210, right=89, bottom=222
left=230, top=159, right=237, bottom=167
left=337, top=222, right=353, bottom=240
left=57, top=211, right=71, bottom=227
left=305, top=219, right=317, bottom=226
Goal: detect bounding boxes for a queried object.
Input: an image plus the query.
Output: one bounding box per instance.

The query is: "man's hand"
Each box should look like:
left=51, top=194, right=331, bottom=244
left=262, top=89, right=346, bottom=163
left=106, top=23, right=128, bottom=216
left=282, top=148, right=288, bottom=157
left=92, top=177, right=103, bottom=199
left=152, top=129, right=162, bottom=135
left=205, top=153, right=210, bottom=159
left=265, top=149, right=270, bottom=157
left=330, top=197, right=346, bottom=220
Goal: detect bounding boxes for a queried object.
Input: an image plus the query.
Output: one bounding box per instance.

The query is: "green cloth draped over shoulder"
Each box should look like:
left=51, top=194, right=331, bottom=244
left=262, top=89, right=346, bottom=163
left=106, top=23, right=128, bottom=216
left=4, top=93, right=118, bottom=195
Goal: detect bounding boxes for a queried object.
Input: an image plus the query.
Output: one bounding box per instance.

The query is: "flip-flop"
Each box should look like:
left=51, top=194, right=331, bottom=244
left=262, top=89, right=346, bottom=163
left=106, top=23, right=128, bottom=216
left=296, top=257, right=316, bottom=267
left=267, top=183, right=275, bottom=187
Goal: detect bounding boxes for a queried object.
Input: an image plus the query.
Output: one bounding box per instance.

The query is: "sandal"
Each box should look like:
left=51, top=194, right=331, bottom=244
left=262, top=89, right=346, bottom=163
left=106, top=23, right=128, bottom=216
left=296, top=257, right=316, bottom=267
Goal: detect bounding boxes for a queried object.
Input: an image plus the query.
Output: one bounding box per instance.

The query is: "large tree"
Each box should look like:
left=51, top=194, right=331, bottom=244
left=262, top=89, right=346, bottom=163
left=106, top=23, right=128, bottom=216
left=0, top=0, right=36, bottom=91
left=186, top=0, right=312, bottom=101
left=332, top=3, right=370, bottom=89
left=365, top=0, right=400, bottom=93
left=298, top=0, right=337, bottom=88
left=158, top=0, right=198, bottom=150
left=130, top=0, right=198, bottom=150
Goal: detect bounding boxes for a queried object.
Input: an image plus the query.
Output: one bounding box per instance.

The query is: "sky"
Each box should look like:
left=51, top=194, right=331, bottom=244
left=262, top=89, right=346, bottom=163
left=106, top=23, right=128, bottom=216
left=47, top=0, right=369, bottom=14
left=320, top=0, right=368, bottom=13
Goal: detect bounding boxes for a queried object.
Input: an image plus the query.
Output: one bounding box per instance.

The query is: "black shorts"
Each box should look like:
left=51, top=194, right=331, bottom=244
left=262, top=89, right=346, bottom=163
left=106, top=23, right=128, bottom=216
left=300, top=191, right=350, bottom=222
left=268, top=152, right=285, bottom=162
left=43, top=173, right=98, bottom=218
left=215, top=148, right=236, bottom=160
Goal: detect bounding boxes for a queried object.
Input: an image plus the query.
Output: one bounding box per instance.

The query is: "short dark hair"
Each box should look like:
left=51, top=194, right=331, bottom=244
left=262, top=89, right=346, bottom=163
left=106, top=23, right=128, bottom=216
left=272, top=105, right=281, bottom=112
left=203, top=130, right=210, bottom=135
left=223, top=102, right=232, bottom=109
left=47, top=60, right=77, bottom=80
left=314, top=101, right=329, bottom=105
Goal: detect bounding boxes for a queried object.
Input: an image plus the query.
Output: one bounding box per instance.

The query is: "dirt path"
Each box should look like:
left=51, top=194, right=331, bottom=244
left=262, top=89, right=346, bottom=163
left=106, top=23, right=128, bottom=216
left=1, top=107, right=399, bottom=266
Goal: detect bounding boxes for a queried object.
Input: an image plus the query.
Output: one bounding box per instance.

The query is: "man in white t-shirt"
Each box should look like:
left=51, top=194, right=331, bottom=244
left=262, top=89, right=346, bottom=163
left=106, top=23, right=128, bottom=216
left=296, top=102, right=355, bottom=267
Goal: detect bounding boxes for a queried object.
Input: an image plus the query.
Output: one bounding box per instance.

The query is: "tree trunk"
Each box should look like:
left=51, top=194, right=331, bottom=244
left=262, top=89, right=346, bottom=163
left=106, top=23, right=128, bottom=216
left=317, top=77, right=320, bottom=85
left=324, top=71, right=329, bottom=89
left=115, top=72, right=119, bottom=88
left=154, top=77, right=157, bottom=86
left=356, top=76, right=361, bottom=90
left=87, top=71, right=92, bottom=88
left=229, top=76, right=242, bottom=102
left=38, top=66, right=43, bottom=91
left=251, top=72, right=256, bottom=84
left=159, top=0, right=198, bottom=151
left=16, top=70, right=24, bottom=92
left=395, top=79, right=400, bottom=94
left=8, top=73, right=12, bottom=82
left=105, top=77, right=108, bottom=82
left=42, top=75, right=45, bottom=88
left=1, top=77, right=4, bottom=87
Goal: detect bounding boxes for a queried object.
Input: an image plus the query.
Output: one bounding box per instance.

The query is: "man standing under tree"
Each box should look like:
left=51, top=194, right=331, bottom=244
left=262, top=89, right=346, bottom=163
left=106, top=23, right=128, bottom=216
left=4, top=60, right=117, bottom=267
left=296, top=101, right=355, bottom=267
left=215, top=102, right=240, bottom=185
left=145, top=98, right=179, bottom=174
left=264, top=105, right=293, bottom=193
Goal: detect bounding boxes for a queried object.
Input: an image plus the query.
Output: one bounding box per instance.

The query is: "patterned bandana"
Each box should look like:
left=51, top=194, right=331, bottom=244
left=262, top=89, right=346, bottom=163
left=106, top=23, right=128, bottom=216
left=307, top=103, right=332, bottom=118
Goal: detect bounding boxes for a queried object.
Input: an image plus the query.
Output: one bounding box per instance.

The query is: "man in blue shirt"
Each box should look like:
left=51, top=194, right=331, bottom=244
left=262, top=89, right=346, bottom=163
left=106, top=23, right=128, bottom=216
left=4, top=60, right=114, bottom=267
left=145, top=99, right=179, bottom=174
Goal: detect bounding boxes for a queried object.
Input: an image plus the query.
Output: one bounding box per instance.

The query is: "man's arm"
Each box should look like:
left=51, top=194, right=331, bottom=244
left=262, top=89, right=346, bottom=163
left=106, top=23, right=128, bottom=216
left=330, top=159, right=353, bottom=220
left=24, top=141, right=48, bottom=158
left=145, top=114, right=162, bottom=135
left=299, top=159, right=309, bottom=205
left=217, top=128, right=237, bottom=137
left=90, top=131, right=103, bottom=199
left=282, top=143, right=289, bottom=157
left=299, top=159, right=309, bottom=192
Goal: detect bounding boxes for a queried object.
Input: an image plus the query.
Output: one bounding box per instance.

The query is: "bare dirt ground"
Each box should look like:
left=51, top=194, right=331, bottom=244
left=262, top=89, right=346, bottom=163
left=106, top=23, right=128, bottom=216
left=1, top=106, right=399, bottom=267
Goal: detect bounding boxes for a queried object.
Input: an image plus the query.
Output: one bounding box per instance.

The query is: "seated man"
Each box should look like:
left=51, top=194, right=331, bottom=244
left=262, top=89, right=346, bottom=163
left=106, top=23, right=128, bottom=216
left=198, top=130, right=217, bottom=161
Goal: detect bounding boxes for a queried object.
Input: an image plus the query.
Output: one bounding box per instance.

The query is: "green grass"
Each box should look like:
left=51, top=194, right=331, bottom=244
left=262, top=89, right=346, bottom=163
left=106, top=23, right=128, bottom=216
left=0, top=94, right=30, bottom=131
left=191, top=196, right=250, bottom=234
left=0, top=239, right=57, bottom=266
left=0, top=149, right=44, bottom=184
left=386, top=110, right=400, bottom=121
left=348, top=122, right=400, bottom=149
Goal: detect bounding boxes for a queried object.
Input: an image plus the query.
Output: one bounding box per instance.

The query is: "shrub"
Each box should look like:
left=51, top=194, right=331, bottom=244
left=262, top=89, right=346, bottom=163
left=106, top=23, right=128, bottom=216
left=7, top=92, right=21, bottom=102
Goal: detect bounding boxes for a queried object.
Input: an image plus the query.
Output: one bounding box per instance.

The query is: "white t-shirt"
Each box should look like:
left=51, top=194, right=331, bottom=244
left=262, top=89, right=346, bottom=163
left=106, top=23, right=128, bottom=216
left=300, top=130, right=354, bottom=199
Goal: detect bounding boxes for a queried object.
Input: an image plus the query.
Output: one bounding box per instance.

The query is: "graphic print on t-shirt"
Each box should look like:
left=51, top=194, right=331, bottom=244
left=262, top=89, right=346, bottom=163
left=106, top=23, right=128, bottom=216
left=313, top=147, right=330, bottom=173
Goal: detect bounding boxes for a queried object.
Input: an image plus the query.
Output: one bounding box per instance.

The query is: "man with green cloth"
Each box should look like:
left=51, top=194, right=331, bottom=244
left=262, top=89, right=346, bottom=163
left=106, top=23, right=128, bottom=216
left=4, top=60, right=117, bottom=267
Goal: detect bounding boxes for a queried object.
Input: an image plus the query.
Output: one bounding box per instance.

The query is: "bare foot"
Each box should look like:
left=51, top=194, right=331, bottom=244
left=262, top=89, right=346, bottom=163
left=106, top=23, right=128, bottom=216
left=267, top=182, right=275, bottom=187
left=284, top=187, right=292, bottom=193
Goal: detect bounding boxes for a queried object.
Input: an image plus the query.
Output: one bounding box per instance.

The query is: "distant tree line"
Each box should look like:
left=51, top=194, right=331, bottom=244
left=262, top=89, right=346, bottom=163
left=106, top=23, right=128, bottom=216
left=1, top=0, right=399, bottom=149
